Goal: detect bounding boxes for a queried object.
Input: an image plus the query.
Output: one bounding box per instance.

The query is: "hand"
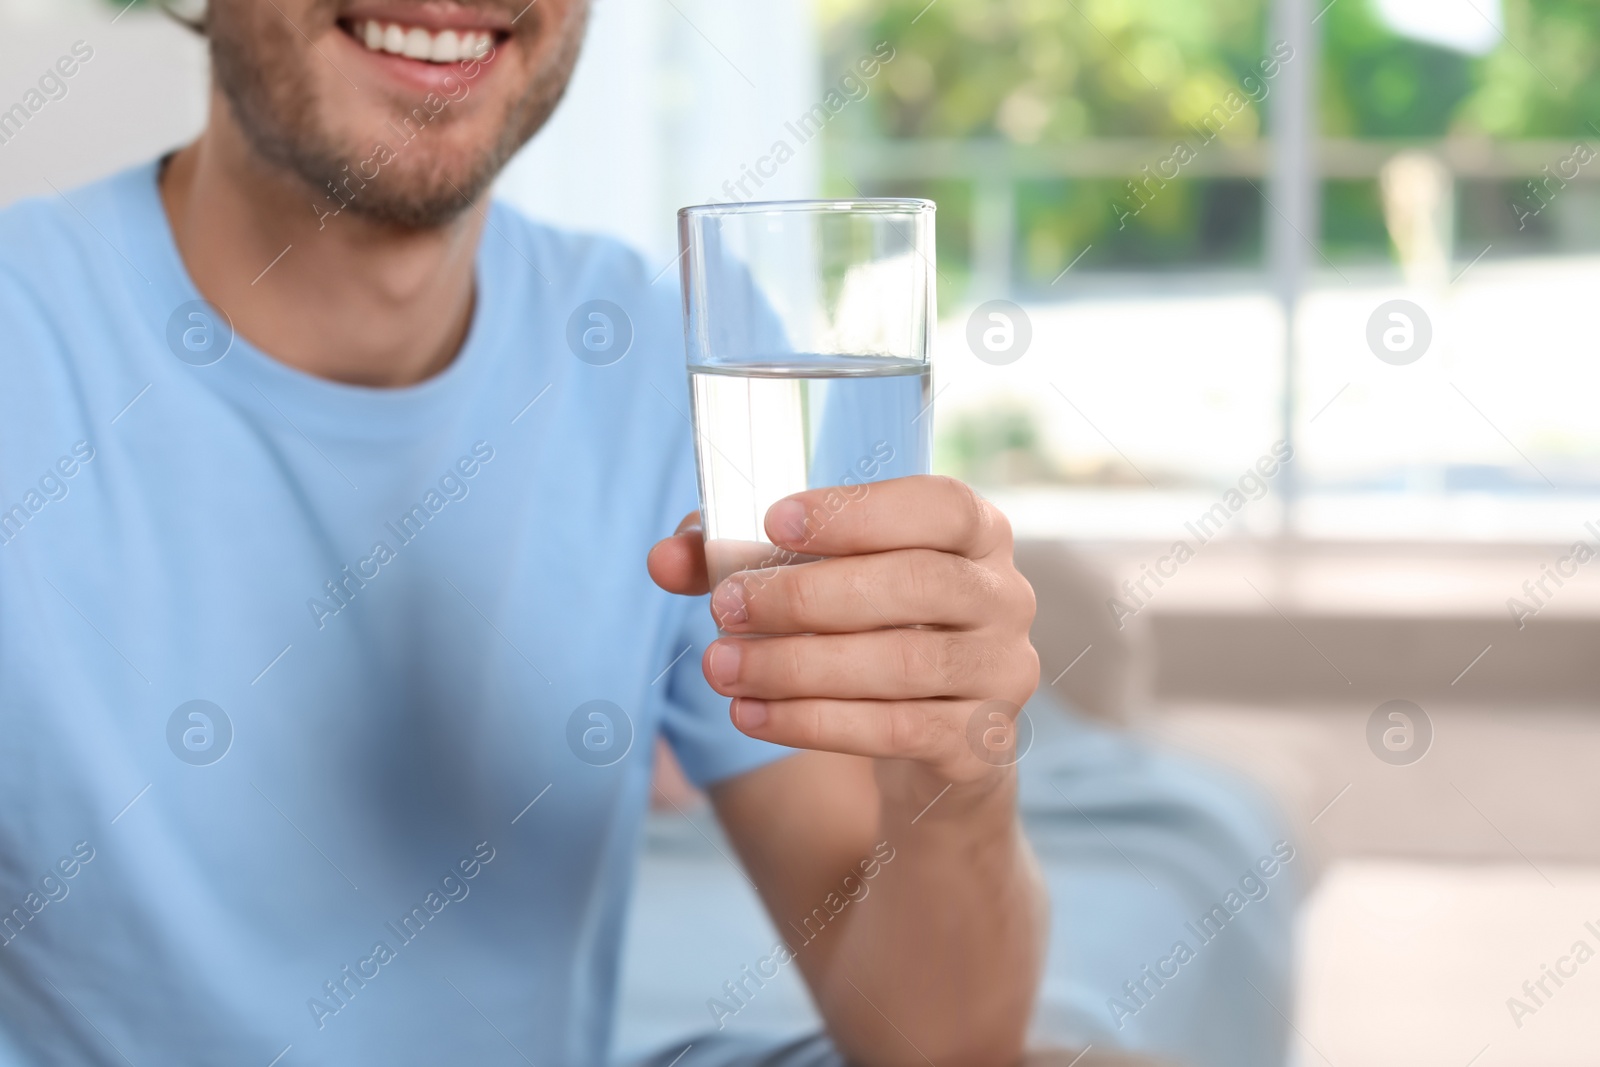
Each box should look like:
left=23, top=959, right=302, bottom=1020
left=647, top=475, right=1040, bottom=808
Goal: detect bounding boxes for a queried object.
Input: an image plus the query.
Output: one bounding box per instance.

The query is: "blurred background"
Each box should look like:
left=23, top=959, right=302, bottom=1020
left=5, top=0, right=1599, bottom=1062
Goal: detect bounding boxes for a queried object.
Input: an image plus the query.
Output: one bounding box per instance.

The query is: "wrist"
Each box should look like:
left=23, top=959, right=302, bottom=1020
left=876, top=758, right=1019, bottom=834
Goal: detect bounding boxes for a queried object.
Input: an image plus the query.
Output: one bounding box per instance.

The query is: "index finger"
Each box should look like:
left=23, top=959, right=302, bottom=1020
left=764, top=475, right=1010, bottom=560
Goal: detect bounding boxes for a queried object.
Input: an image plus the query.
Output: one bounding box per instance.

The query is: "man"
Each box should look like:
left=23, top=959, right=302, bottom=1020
left=0, top=2, right=1046, bottom=1064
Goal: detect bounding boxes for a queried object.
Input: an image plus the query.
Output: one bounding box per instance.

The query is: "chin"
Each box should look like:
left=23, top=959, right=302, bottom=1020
left=311, top=154, right=489, bottom=228
left=300, top=94, right=513, bottom=222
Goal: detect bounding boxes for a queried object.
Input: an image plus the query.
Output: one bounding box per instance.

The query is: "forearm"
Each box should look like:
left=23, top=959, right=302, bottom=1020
left=814, top=772, right=1049, bottom=1066
left=677, top=478, right=1051, bottom=1062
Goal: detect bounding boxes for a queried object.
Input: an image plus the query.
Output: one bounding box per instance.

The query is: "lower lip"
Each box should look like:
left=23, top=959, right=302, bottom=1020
left=332, top=26, right=506, bottom=95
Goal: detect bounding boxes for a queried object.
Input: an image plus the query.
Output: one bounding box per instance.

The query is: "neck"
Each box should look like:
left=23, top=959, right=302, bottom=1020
left=160, top=90, right=483, bottom=389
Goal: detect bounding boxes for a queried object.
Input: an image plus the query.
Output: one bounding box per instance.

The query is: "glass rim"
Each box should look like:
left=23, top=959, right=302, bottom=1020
left=678, top=197, right=935, bottom=219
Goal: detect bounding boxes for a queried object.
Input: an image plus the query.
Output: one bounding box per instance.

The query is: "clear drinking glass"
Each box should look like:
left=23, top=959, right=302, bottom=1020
left=678, top=199, right=936, bottom=596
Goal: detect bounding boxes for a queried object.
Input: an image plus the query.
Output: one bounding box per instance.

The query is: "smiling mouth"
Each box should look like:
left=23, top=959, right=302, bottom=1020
left=338, top=18, right=507, bottom=64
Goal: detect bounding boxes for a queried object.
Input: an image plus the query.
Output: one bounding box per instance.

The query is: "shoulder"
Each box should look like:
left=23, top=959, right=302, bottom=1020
left=0, top=163, right=158, bottom=368
left=0, top=165, right=166, bottom=454
left=0, top=175, right=111, bottom=358
left=477, top=205, right=700, bottom=516
left=481, top=200, right=679, bottom=321
left=480, top=201, right=685, bottom=395
left=484, top=203, right=655, bottom=279
left=0, top=191, right=76, bottom=315
left=0, top=164, right=144, bottom=288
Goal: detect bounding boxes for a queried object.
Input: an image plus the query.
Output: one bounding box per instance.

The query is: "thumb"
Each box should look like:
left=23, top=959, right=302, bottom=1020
left=647, top=513, right=709, bottom=596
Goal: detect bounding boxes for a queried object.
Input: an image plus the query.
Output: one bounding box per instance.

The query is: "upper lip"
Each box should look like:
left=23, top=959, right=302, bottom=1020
left=340, top=2, right=514, bottom=32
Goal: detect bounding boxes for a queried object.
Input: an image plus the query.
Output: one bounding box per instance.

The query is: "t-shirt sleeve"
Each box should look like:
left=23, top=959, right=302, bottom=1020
left=655, top=590, right=796, bottom=789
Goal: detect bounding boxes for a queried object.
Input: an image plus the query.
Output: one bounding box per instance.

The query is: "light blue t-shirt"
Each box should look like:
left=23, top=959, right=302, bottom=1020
left=0, top=161, right=790, bottom=1066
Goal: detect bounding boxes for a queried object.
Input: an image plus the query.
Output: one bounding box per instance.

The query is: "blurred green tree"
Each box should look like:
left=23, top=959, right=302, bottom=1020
left=821, top=0, right=1600, bottom=272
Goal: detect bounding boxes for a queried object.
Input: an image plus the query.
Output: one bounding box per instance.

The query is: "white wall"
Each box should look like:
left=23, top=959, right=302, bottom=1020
left=0, top=1, right=209, bottom=207
left=495, top=0, right=820, bottom=262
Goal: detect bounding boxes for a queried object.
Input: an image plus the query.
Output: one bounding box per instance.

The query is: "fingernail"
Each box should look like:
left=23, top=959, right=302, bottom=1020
left=734, top=698, right=768, bottom=730
left=707, top=641, right=742, bottom=687
left=767, top=498, right=808, bottom=544
left=711, top=578, right=748, bottom=626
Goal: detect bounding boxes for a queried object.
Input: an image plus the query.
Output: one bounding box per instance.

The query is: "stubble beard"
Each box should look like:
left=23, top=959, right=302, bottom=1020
left=206, top=0, right=586, bottom=229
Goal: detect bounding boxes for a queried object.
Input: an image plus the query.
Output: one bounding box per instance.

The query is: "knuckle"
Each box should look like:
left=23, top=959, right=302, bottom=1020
left=782, top=638, right=808, bottom=689
left=795, top=699, right=826, bottom=748
left=941, top=476, right=989, bottom=540
left=903, top=549, right=950, bottom=608
left=1015, top=640, right=1041, bottom=696
left=885, top=701, right=941, bottom=760
left=970, top=636, right=1004, bottom=684
left=908, top=551, right=996, bottom=618
left=939, top=631, right=1011, bottom=693
left=739, top=568, right=774, bottom=620
left=785, top=564, right=825, bottom=624
left=987, top=501, right=1014, bottom=548
left=934, top=632, right=971, bottom=693
left=1008, top=569, right=1038, bottom=628
left=895, top=634, right=929, bottom=690
left=925, top=707, right=963, bottom=761
left=959, top=556, right=1005, bottom=608
left=883, top=702, right=917, bottom=752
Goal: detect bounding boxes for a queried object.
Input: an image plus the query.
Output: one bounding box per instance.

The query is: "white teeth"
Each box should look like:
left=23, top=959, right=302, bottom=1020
left=355, top=20, right=493, bottom=64
left=430, top=29, right=460, bottom=62
left=402, top=27, right=432, bottom=58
